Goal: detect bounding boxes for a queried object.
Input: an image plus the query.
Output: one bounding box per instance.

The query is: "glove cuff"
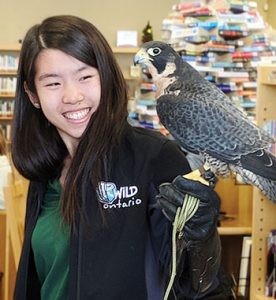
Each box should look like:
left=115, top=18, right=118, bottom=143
left=188, top=229, right=221, bottom=293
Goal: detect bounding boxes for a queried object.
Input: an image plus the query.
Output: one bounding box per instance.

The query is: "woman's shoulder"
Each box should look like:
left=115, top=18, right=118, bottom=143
left=126, top=126, right=169, bottom=145
left=124, top=125, right=190, bottom=183
left=124, top=125, right=185, bottom=158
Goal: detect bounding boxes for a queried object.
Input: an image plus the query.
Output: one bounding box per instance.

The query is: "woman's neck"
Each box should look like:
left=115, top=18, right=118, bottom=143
left=59, top=156, right=72, bottom=187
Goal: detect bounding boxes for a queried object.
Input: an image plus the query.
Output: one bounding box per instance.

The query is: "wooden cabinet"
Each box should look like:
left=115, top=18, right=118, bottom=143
left=250, top=64, right=276, bottom=300
left=0, top=45, right=20, bottom=142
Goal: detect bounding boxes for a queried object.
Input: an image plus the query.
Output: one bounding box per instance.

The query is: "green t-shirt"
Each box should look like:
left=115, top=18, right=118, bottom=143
left=31, top=179, right=70, bottom=300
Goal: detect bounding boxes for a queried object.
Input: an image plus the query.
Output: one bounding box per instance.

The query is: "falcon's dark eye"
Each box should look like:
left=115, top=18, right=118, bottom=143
left=147, top=47, right=161, bottom=56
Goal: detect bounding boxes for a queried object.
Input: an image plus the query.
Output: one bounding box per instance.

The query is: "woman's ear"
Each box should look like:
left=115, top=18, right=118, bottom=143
left=24, top=82, right=40, bottom=109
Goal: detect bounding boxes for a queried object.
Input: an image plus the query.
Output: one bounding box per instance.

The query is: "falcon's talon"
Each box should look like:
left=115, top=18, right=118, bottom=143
left=202, top=169, right=218, bottom=188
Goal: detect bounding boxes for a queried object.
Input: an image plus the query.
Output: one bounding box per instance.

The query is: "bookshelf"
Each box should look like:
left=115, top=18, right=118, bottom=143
left=0, top=45, right=20, bottom=142
left=214, top=175, right=253, bottom=286
left=112, top=47, right=139, bottom=54
left=111, top=46, right=140, bottom=100
left=250, top=64, right=276, bottom=300
left=216, top=176, right=253, bottom=236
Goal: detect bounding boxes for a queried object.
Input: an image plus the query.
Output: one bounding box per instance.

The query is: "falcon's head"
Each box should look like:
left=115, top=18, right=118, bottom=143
left=134, top=41, right=181, bottom=76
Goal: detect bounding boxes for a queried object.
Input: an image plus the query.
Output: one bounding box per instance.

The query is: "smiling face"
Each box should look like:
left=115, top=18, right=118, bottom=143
left=28, top=49, right=101, bottom=155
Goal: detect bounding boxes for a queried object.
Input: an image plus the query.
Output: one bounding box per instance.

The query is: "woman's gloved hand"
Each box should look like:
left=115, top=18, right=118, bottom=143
left=156, top=175, right=220, bottom=243
left=156, top=175, right=222, bottom=294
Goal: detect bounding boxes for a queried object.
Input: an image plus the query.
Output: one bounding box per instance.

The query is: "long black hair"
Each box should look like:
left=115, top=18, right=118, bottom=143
left=12, top=15, right=129, bottom=227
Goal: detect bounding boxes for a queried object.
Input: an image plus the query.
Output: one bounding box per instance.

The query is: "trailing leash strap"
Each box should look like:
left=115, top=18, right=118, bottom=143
left=163, top=194, right=200, bottom=300
left=163, top=165, right=212, bottom=300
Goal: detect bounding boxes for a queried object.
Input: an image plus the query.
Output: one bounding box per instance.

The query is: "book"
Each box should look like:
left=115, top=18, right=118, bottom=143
left=207, top=43, right=235, bottom=53
left=219, top=29, right=249, bottom=39
left=238, top=236, right=252, bottom=297
left=265, top=229, right=276, bottom=297
left=172, top=2, right=201, bottom=12
left=216, top=71, right=249, bottom=78
left=180, top=7, right=211, bottom=17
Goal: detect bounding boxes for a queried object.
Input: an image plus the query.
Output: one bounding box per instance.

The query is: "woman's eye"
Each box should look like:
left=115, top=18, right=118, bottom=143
left=45, top=82, right=60, bottom=87
left=80, top=75, right=92, bottom=81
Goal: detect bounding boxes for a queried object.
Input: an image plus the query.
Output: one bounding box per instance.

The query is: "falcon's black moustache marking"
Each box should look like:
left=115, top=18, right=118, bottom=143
left=151, top=57, right=167, bottom=74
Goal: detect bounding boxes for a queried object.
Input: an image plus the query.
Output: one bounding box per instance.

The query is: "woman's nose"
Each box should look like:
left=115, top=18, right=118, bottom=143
left=62, top=84, right=84, bottom=104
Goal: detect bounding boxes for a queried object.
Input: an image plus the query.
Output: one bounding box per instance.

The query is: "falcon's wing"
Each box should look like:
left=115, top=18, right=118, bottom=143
left=156, top=80, right=274, bottom=163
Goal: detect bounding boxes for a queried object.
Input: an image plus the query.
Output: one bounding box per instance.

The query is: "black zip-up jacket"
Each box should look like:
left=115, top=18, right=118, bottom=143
left=14, top=126, right=219, bottom=300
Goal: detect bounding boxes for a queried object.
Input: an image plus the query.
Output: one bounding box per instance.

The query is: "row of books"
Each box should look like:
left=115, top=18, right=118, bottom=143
left=129, top=65, right=163, bottom=130
left=0, top=55, right=18, bottom=71
left=0, top=124, right=11, bottom=141
left=0, top=100, right=14, bottom=116
left=0, top=77, right=17, bottom=94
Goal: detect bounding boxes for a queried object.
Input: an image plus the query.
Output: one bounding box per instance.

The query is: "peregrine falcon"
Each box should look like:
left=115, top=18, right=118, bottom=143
left=134, top=41, right=276, bottom=203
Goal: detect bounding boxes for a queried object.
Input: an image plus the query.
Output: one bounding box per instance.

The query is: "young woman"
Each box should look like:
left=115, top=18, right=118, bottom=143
left=12, top=15, right=228, bottom=300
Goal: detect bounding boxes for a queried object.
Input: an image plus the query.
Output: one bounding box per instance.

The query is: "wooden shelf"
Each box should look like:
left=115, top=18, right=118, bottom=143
left=256, top=295, right=274, bottom=300
left=124, top=76, right=140, bottom=81
left=112, top=47, right=139, bottom=54
left=0, top=70, right=17, bottom=76
left=218, top=225, right=252, bottom=236
left=0, top=45, right=20, bottom=52
left=0, top=116, right=13, bottom=120
left=218, top=216, right=252, bottom=235
left=0, top=94, right=15, bottom=98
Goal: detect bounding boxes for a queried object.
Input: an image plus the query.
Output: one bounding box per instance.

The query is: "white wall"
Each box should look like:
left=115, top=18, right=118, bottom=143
left=0, top=0, right=177, bottom=46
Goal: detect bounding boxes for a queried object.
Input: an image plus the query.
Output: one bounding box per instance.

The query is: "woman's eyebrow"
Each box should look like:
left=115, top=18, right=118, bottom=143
left=37, top=66, right=90, bottom=81
left=38, top=73, right=60, bottom=81
left=76, top=66, right=89, bottom=73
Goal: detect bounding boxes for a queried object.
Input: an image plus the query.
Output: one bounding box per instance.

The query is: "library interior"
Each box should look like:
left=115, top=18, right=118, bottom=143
left=0, top=0, right=276, bottom=299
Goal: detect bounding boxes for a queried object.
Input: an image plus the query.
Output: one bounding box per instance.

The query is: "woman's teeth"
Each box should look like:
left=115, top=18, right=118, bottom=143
left=63, top=108, right=90, bottom=120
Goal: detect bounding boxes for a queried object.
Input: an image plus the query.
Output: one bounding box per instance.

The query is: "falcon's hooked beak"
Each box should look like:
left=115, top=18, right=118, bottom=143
left=133, top=48, right=150, bottom=66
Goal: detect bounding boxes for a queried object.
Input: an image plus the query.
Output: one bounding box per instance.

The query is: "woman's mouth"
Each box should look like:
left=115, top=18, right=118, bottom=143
left=63, top=108, right=91, bottom=120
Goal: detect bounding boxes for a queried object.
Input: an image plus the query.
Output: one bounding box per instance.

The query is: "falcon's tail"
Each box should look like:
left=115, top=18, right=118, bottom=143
left=240, top=149, right=276, bottom=181
left=235, top=166, right=276, bottom=203
left=235, top=149, right=276, bottom=203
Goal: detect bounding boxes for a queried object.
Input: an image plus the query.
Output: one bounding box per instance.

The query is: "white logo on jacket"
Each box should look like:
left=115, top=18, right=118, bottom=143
left=97, top=181, right=142, bottom=209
